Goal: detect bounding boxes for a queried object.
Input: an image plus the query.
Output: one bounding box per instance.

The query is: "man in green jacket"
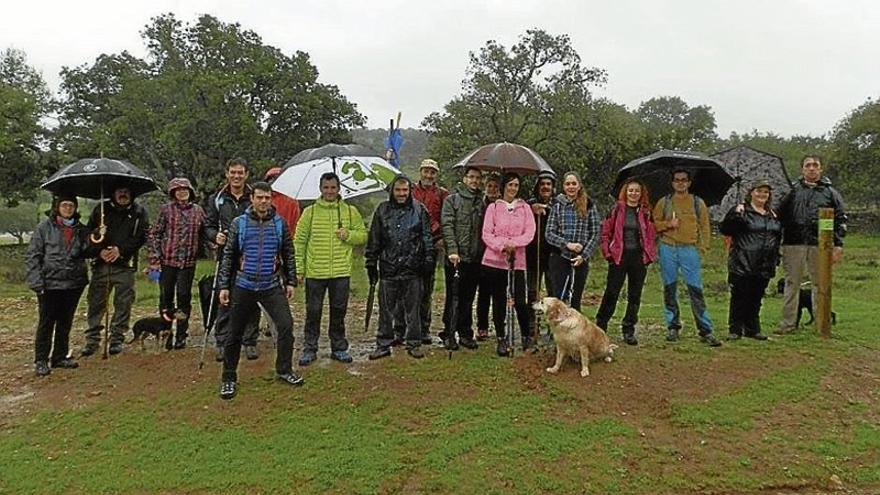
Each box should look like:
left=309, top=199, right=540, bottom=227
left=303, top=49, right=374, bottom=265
left=294, top=172, right=367, bottom=365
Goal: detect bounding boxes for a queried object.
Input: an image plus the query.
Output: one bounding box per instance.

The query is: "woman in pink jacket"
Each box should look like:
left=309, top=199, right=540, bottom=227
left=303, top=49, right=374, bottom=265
left=481, top=173, right=536, bottom=356
left=595, top=179, right=657, bottom=345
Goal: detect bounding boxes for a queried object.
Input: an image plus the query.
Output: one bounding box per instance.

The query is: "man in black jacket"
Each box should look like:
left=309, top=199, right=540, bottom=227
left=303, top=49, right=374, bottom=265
left=216, top=182, right=300, bottom=400
left=205, top=158, right=260, bottom=360
left=365, top=175, right=435, bottom=360
left=776, top=154, right=847, bottom=334
left=81, top=186, right=149, bottom=356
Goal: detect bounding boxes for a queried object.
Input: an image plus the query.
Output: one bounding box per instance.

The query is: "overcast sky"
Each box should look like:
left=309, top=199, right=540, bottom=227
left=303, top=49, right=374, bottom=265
left=2, top=0, right=878, bottom=137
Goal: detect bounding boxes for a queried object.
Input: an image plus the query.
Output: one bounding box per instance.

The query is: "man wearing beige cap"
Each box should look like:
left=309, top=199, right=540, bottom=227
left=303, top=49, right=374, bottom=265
left=409, top=158, right=449, bottom=344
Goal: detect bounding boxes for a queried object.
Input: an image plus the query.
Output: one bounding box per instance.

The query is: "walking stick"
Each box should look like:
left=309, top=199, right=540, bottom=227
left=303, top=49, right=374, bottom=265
left=447, top=265, right=460, bottom=360
left=505, top=253, right=516, bottom=357
left=198, top=255, right=223, bottom=371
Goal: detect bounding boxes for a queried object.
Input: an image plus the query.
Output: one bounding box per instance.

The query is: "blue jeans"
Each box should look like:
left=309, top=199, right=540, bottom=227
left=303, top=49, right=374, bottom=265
left=658, top=244, right=714, bottom=335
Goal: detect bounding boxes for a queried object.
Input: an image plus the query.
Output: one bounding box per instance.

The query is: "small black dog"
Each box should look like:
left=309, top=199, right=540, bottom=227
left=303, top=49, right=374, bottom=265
left=129, top=309, right=188, bottom=351
left=776, top=279, right=837, bottom=326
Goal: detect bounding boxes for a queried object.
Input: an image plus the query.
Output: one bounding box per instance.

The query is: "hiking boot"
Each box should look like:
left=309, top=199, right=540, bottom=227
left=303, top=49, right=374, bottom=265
left=746, top=333, right=768, bottom=341
left=727, top=332, right=742, bottom=341
left=244, top=345, right=259, bottom=360
left=330, top=350, right=353, bottom=363
left=173, top=338, right=186, bottom=350
left=496, top=339, right=510, bottom=357
left=444, top=337, right=459, bottom=351
left=407, top=347, right=425, bottom=359
left=215, top=347, right=224, bottom=362
left=390, top=336, right=404, bottom=347
left=108, top=343, right=123, bottom=355
left=701, top=333, right=722, bottom=347
left=368, top=347, right=392, bottom=360
left=476, top=328, right=489, bottom=341
left=665, top=328, right=680, bottom=342
left=623, top=334, right=639, bottom=346
left=81, top=342, right=99, bottom=357
left=298, top=350, right=317, bottom=367
left=459, top=338, right=478, bottom=350
left=219, top=380, right=237, bottom=400
left=522, top=337, right=536, bottom=351
left=277, top=372, right=304, bottom=387
left=421, top=336, right=434, bottom=346
left=52, top=358, right=79, bottom=369
left=34, top=361, right=50, bottom=377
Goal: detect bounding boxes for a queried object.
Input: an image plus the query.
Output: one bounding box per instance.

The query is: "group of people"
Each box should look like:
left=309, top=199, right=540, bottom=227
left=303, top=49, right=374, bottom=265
left=24, top=153, right=846, bottom=401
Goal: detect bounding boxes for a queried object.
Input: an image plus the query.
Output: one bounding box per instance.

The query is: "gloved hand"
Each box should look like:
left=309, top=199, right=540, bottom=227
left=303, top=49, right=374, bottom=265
left=367, top=265, right=379, bottom=285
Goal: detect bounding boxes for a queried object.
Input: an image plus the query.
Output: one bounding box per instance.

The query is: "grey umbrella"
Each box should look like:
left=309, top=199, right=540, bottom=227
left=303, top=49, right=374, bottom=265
left=613, top=149, right=735, bottom=206
left=453, top=142, right=554, bottom=176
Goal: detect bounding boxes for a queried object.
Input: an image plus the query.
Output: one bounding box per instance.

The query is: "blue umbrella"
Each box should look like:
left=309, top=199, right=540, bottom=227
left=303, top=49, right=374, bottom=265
left=383, top=113, right=403, bottom=169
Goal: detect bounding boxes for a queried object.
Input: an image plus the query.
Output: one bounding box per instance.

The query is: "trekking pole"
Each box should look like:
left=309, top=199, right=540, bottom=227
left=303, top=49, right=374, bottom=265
left=102, top=266, right=111, bottom=359
left=506, top=254, right=515, bottom=357
left=197, top=254, right=224, bottom=371
left=448, top=265, right=460, bottom=360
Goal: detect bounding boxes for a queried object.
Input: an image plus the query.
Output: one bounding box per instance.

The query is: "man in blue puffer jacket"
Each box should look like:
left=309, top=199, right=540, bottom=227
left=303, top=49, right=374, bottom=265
left=216, top=182, right=299, bottom=400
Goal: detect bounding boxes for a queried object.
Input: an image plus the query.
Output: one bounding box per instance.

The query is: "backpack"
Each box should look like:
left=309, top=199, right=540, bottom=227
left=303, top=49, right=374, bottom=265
left=660, top=193, right=705, bottom=245
left=236, top=214, right=284, bottom=251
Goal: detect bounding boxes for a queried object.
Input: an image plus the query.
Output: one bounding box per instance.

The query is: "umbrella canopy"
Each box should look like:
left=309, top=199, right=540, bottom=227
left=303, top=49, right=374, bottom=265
left=452, top=142, right=553, bottom=176
left=709, top=145, right=792, bottom=222
left=41, top=158, right=158, bottom=199
left=275, top=145, right=399, bottom=201
left=613, top=150, right=735, bottom=206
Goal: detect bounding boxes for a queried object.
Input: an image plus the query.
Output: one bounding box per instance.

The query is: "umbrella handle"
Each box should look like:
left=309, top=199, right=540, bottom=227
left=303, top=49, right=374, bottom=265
left=90, top=192, right=107, bottom=244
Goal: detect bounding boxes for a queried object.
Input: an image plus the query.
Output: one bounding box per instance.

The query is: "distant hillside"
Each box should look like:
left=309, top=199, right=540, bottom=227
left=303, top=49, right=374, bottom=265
left=351, top=128, right=430, bottom=178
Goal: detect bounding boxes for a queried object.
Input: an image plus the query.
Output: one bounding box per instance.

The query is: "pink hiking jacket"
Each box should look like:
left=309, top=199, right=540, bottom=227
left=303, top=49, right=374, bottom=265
left=481, top=199, right=536, bottom=271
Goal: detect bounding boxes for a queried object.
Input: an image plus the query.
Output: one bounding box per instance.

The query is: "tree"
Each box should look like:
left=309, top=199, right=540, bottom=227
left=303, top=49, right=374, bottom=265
left=831, top=97, right=880, bottom=207
left=0, top=49, right=52, bottom=206
left=54, top=14, right=365, bottom=197
left=636, top=96, right=717, bottom=152
left=0, top=202, right=41, bottom=244
left=422, top=29, right=608, bottom=183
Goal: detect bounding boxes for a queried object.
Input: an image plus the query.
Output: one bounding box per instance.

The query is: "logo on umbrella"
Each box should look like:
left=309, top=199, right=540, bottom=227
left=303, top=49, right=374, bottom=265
left=83, top=163, right=98, bottom=172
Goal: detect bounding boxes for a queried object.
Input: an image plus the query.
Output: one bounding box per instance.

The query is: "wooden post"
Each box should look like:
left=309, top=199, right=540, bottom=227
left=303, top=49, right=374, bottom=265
left=815, top=208, right=834, bottom=338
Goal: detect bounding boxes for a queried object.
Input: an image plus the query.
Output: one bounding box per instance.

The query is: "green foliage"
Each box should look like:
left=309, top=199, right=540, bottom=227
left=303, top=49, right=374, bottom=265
left=53, top=13, right=365, bottom=198
left=636, top=95, right=718, bottom=152
left=831, top=96, right=880, bottom=207
left=0, top=202, right=42, bottom=244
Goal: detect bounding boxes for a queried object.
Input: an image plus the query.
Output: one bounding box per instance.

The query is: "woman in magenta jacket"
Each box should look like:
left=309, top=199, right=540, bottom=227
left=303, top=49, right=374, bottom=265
left=595, top=179, right=657, bottom=345
left=481, top=173, right=536, bottom=356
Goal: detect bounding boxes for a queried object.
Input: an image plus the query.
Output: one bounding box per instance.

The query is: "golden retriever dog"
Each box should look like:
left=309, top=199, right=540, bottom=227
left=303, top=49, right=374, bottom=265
left=533, top=297, right=617, bottom=377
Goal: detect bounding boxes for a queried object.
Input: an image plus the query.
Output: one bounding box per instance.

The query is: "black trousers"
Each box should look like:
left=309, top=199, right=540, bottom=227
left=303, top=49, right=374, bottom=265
left=595, top=250, right=648, bottom=335
left=378, top=278, right=422, bottom=349
left=526, top=256, right=551, bottom=335
left=483, top=266, right=531, bottom=343
left=476, top=269, right=493, bottom=331
left=548, top=252, right=589, bottom=310
left=728, top=274, right=770, bottom=336
left=34, top=288, right=84, bottom=364
left=303, top=277, right=350, bottom=353
left=222, top=285, right=294, bottom=381
left=393, top=266, right=435, bottom=341
left=441, top=260, right=481, bottom=340
left=158, top=265, right=195, bottom=341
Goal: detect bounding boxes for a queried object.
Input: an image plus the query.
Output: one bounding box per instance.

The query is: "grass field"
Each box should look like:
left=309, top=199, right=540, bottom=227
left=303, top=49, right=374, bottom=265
left=0, top=235, right=878, bottom=494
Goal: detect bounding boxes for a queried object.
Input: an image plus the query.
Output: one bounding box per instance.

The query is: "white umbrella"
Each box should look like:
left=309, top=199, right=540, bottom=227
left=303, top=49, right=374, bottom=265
left=273, top=155, right=400, bottom=200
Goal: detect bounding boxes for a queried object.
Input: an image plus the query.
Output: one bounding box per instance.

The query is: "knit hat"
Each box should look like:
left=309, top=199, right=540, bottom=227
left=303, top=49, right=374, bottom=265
left=419, top=159, right=439, bottom=171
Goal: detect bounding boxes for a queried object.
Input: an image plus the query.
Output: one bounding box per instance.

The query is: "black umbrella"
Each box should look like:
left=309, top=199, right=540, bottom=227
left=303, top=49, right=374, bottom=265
left=286, top=143, right=378, bottom=167
left=453, top=142, right=553, bottom=176
left=613, top=150, right=735, bottom=206
left=42, top=158, right=158, bottom=199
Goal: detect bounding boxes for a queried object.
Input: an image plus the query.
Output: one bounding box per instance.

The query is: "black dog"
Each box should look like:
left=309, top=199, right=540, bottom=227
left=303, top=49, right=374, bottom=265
left=776, top=279, right=837, bottom=327
left=129, top=309, right=188, bottom=351
left=198, top=274, right=219, bottom=329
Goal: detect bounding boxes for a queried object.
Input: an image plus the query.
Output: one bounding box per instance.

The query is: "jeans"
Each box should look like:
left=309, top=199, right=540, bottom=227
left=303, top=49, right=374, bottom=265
left=303, top=277, right=350, bottom=353
left=595, top=250, right=648, bottom=336
left=548, top=252, right=589, bottom=310
left=658, top=243, right=714, bottom=335
left=34, top=288, right=84, bottom=363
left=222, top=285, right=294, bottom=381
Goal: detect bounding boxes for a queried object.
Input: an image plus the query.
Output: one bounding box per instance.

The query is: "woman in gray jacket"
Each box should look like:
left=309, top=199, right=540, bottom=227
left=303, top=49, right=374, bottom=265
left=25, top=195, right=89, bottom=376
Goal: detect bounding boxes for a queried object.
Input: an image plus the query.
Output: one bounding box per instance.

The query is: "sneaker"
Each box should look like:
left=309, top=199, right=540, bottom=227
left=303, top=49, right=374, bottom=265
left=215, top=347, right=225, bottom=362
left=701, top=333, right=723, bottom=347
left=746, top=333, right=768, bottom=341
left=298, top=350, right=317, bottom=367
left=34, top=361, right=51, bottom=377
left=330, top=350, right=353, bottom=363
left=368, top=347, right=391, bottom=360
left=108, top=343, right=123, bottom=355
left=496, top=339, right=510, bottom=357
left=276, top=372, right=304, bottom=387
left=444, top=337, right=459, bottom=351
left=407, top=347, right=425, bottom=359
left=244, top=345, right=259, bottom=360
left=623, top=334, right=639, bottom=346
left=219, top=380, right=237, bottom=400
left=52, top=358, right=79, bottom=369
left=665, top=328, right=680, bottom=342
left=476, top=328, right=489, bottom=341
left=459, top=338, right=478, bottom=350
left=727, top=333, right=742, bottom=341
left=81, top=342, right=99, bottom=357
